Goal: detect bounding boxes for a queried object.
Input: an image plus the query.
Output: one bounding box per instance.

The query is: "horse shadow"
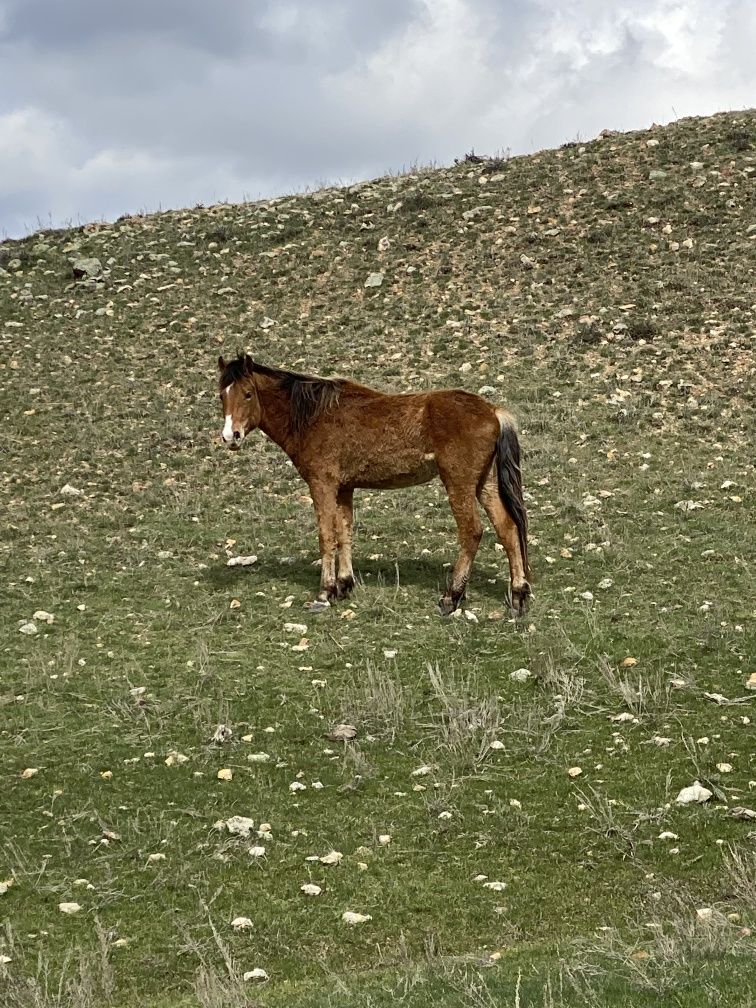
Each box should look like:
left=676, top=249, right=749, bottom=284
left=200, top=553, right=508, bottom=606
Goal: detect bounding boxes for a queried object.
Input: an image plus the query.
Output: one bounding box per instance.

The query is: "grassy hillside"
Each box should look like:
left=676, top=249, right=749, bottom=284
left=1, top=109, right=754, bottom=1007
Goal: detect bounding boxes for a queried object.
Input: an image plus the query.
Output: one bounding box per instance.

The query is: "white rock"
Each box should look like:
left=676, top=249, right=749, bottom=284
left=247, top=752, right=270, bottom=763
left=489, top=740, right=505, bottom=750
left=319, top=850, right=343, bottom=865
left=248, top=845, right=266, bottom=858
left=378, top=834, right=391, bottom=846
left=58, top=902, right=81, bottom=914
left=289, top=781, right=306, bottom=792
left=283, top=622, right=308, bottom=635
left=226, top=555, right=257, bottom=567
left=60, top=484, right=84, bottom=496
left=232, top=916, right=253, bottom=931
left=18, top=621, right=38, bottom=635
left=146, top=853, right=166, bottom=863
left=225, top=816, right=256, bottom=838
left=730, top=807, right=756, bottom=821
left=300, top=884, right=322, bottom=896
left=598, top=578, right=613, bottom=589
left=217, top=768, right=233, bottom=781
left=411, top=765, right=433, bottom=776
left=342, top=911, right=372, bottom=924
left=675, top=781, right=713, bottom=804
left=509, top=668, right=531, bottom=682
left=716, top=763, right=733, bottom=773
left=0, top=954, right=11, bottom=964
left=364, top=272, right=384, bottom=288
left=567, top=767, right=583, bottom=778
left=243, top=968, right=269, bottom=981
left=658, top=831, right=679, bottom=840
left=32, top=610, right=55, bottom=623
left=609, top=712, right=636, bottom=723
left=483, top=881, right=506, bottom=891
left=696, top=907, right=714, bottom=921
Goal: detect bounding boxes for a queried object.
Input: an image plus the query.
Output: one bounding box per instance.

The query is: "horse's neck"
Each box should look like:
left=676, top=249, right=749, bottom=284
left=256, top=378, right=297, bottom=458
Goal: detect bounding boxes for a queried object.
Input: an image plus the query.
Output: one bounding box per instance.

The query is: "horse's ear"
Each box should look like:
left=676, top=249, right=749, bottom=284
left=217, top=355, right=226, bottom=372
left=243, top=353, right=254, bottom=374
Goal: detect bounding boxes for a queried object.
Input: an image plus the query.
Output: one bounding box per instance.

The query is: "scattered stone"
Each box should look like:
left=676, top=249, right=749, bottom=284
left=71, top=257, right=102, bottom=280
left=326, top=723, right=357, bottom=741
left=342, top=911, right=372, bottom=925
left=58, top=902, right=82, bottom=914
left=300, top=884, right=322, bottom=896
left=232, top=916, right=253, bottom=930
left=225, top=816, right=256, bottom=838
left=283, top=622, right=307, bottom=635
left=243, top=968, right=269, bottom=982
left=675, top=781, right=713, bottom=805
left=364, top=272, right=384, bottom=288
left=730, top=807, right=756, bottom=821
left=226, top=555, right=257, bottom=566
left=509, top=668, right=532, bottom=682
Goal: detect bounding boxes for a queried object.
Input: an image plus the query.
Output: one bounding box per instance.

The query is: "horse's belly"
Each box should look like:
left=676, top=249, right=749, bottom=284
left=352, top=454, right=438, bottom=490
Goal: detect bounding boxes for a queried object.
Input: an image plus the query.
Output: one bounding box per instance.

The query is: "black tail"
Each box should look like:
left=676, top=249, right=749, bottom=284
left=496, top=420, right=529, bottom=578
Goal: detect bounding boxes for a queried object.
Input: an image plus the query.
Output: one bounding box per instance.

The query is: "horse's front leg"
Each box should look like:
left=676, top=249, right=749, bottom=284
left=308, top=482, right=339, bottom=606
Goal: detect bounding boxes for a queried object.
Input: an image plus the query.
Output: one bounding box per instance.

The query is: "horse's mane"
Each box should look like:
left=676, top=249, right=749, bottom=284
left=219, top=353, right=343, bottom=434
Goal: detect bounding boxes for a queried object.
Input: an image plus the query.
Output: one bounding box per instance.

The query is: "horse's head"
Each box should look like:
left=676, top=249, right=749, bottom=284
left=218, top=354, right=261, bottom=449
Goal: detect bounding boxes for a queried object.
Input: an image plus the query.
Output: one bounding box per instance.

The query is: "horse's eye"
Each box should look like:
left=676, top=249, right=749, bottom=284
left=244, top=391, right=253, bottom=400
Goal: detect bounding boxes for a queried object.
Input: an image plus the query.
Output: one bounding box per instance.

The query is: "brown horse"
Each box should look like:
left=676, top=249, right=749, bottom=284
left=218, top=354, right=531, bottom=616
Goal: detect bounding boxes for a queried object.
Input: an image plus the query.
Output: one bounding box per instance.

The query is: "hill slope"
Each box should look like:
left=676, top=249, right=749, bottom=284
left=1, top=110, right=755, bottom=1007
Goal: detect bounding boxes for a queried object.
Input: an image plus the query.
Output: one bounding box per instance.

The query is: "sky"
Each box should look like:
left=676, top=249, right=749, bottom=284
left=1, top=0, right=754, bottom=239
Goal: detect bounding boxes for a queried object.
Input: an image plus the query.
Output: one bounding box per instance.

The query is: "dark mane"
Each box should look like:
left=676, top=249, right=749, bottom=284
left=220, top=353, right=343, bottom=434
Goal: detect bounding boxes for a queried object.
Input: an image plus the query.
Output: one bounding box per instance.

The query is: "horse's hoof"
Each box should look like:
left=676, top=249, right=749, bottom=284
left=304, top=599, right=331, bottom=612
left=438, top=596, right=455, bottom=617
left=336, top=576, right=355, bottom=600
left=510, top=583, right=532, bottom=618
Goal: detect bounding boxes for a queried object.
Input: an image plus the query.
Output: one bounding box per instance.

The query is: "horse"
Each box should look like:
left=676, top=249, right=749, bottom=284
left=217, top=353, right=531, bottom=616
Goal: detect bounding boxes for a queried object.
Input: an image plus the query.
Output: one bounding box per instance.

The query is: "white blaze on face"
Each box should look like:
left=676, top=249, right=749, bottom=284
left=221, top=384, right=238, bottom=444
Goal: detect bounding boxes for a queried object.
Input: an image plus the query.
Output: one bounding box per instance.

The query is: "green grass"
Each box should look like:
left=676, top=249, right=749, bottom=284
left=1, top=109, right=754, bottom=1007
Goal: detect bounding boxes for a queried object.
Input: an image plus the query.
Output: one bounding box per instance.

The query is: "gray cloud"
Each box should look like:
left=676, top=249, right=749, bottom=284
left=1, top=0, right=753, bottom=238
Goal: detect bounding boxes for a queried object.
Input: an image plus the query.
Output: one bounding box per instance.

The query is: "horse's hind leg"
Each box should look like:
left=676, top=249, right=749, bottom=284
left=439, top=486, right=483, bottom=616
left=478, top=467, right=530, bottom=615
left=335, top=487, right=355, bottom=599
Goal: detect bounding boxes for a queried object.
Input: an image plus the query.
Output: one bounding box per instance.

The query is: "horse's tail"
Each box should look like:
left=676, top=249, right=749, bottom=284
left=495, top=412, right=529, bottom=578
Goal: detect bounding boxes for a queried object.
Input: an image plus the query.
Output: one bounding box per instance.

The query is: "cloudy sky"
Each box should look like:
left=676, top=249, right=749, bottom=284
left=1, top=0, right=754, bottom=239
